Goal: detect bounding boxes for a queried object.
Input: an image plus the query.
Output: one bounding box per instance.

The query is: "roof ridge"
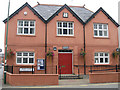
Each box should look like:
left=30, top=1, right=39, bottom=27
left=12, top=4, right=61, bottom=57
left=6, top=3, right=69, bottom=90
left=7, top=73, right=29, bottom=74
left=84, top=7, right=94, bottom=13
left=33, top=3, right=84, bottom=8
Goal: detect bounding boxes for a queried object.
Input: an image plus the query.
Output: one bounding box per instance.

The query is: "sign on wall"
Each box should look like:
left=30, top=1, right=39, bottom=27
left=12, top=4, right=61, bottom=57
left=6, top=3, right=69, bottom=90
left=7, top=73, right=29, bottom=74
left=37, top=59, right=45, bottom=70
left=19, top=68, right=34, bottom=72
left=62, top=46, right=69, bottom=49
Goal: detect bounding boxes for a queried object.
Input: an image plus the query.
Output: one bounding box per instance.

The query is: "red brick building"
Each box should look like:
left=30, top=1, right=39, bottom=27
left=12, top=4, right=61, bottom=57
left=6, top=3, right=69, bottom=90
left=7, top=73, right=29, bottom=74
left=3, top=2, right=119, bottom=75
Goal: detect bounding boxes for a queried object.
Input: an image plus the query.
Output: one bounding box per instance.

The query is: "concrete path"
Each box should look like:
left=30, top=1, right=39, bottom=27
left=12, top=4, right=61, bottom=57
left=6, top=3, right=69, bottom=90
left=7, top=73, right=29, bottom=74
left=59, top=79, right=89, bottom=85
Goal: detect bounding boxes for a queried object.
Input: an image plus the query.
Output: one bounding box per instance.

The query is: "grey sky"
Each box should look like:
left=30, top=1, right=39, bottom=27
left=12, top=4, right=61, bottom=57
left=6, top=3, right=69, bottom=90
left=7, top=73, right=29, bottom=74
left=0, top=0, right=119, bottom=53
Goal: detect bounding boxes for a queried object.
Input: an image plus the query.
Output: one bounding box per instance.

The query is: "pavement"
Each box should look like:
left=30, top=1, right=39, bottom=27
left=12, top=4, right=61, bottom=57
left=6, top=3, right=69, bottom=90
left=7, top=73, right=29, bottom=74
left=0, top=66, right=3, bottom=90
left=1, top=79, right=120, bottom=89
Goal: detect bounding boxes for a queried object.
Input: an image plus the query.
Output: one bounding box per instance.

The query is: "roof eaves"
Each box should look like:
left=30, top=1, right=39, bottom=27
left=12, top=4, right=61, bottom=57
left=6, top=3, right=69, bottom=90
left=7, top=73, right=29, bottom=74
left=85, top=7, right=119, bottom=27
left=3, top=2, right=46, bottom=23
left=46, top=4, right=85, bottom=25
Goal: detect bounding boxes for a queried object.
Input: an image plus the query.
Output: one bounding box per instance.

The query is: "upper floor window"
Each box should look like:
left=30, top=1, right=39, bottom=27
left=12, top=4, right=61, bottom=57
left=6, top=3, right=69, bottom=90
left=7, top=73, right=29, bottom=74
left=63, top=12, right=68, bottom=18
left=57, top=21, right=74, bottom=36
left=93, top=23, right=108, bottom=37
left=17, top=20, right=35, bottom=35
left=94, top=52, right=109, bottom=64
left=16, top=52, right=35, bottom=65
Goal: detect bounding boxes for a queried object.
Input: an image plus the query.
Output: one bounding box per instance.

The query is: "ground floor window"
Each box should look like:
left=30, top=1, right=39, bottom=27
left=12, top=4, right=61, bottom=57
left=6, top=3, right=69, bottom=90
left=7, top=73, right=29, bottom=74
left=16, top=52, right=35, bottom=64
left=94, top=52, right=109, bottom=64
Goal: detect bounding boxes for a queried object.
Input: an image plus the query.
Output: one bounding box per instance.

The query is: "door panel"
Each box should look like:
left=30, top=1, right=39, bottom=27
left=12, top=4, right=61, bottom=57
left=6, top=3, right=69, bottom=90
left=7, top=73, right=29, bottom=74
left=58, top=53, right=72, bottom=74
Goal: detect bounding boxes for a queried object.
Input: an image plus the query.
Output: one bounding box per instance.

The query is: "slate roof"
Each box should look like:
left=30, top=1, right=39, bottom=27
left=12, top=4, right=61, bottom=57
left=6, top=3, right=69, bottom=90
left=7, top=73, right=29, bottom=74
left=34, top=4, right=94, bottom=22
left=3, top=2, right=119, bottom=27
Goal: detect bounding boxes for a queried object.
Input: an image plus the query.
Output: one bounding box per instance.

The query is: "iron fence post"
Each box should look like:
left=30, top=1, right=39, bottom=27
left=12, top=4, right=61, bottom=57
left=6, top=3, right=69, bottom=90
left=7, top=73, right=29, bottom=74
left=78, top=65, right=80, bottom=78
left=116, top=64, right=118, bottom=72
left=59, top=66, right=61, bottom=80
left=90, top=65, right=92, bottom=73
left=11, top=65, right=13, bottom=74
left=56, top=65, right=57, bottom=74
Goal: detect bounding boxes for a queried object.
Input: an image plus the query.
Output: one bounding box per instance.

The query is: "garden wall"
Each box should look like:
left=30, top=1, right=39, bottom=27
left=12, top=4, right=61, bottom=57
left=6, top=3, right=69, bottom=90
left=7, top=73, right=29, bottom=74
left=6, top=72, right=58, bottom=86
left=89, top=72, right=120, bottom=83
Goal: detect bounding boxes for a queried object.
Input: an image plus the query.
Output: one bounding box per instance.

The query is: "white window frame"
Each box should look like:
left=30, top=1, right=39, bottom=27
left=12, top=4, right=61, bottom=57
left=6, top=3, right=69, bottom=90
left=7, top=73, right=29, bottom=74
left=17, top=20, right=35, bottom=35
left=16, top=52, right=35, bottom=65
left=93, top=23, right=108, bottom=37
left=94, top=52, right=109, bottom=64
left=57, top=21, right=74, bottom=36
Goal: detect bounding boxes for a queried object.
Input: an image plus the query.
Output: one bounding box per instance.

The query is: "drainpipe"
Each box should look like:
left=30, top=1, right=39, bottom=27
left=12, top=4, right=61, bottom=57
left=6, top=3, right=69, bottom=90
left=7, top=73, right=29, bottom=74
left=45, top=23, right=47, bottom=74
left=83, top=24, right=86, bottom=75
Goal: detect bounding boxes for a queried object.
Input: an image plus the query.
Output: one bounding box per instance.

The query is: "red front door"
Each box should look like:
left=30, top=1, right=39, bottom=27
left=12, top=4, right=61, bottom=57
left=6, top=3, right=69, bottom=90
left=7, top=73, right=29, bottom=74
left=58, top=53, right=72, bottom=74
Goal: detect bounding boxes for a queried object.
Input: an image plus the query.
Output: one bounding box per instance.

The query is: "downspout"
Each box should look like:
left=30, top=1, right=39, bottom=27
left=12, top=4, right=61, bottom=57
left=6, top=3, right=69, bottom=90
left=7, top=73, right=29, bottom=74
left=83, top=24, right=86, bottom=75
left=45, top=23, right=47, bottom=74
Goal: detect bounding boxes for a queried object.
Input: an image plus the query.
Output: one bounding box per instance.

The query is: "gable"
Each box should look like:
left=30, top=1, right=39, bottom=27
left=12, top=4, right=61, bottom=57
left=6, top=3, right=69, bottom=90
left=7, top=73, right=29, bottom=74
left=85, top=7, right=119, bottom=27
left=3, top=2, right=46, bottom=23
left=46, top=4, right=85, bottom=24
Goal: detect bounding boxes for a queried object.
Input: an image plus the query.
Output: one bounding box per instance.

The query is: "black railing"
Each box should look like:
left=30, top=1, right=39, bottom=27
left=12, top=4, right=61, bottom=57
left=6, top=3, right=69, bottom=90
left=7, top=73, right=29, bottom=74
left=6, top=65, right=58, bottom=74
left=74, top=65, right=120, bottom=74
left=89, top=65, right=120, bottom=73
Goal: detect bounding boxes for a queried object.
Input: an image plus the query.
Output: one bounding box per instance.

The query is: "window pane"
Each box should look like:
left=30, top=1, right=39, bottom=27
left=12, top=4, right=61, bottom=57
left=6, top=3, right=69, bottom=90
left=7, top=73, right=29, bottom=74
left=63, top=22, right=67, bottom=27
left=58, top=28, right=62, bottom=34
left=30, top=28, right=34, bottom=34
left=17, top=52, right=22, bottom=56
left=105, top=58, right=108, bottom=63
left=63, top=29, right=67, bottom=34
left=29, top=58, right=34, bottom=63
left=99, top=24, right=102, bottom=29
left=18, top=28, right=23, bottom=34
left=99, top=31, right=102, bottom=36
left=104, top=31, right=107, bottom=36
left=100, top=58, right=103, bottom=63
left=94, top=53, right=98, bottom=56
left=103, top=24, right=107, bottom=29
left=100, top=53, right=103, bottom=56
left=23, top=58, right=28, bottom=63
left=17, top=58, right=22, bottom=63
left=94, top=30, right=97, bottom=36
left=105, top=53, right=108, bottom=56
left=24, top=28, right=28, bottom=34
left=40, top=60, right=44, bottom=66
left=94, top=24, right=97, bottom=29
left=69, top=23, right=73, bottom=28
left=30, top=21, right=35, bottom=26
left=69, top=29, right=73, bottom=34
left=29, top=53, right=34, bottom=56
left=23, top=52, right=28, bottom=56
left=63, top=13, right=68, bottom=18
left=24, top=21, right=29, bottom=26
left=95, top=58, right=98, bottom=63
left=58, top=22, right=62, bottom=27
left=18, top=21, right=23, bottom=26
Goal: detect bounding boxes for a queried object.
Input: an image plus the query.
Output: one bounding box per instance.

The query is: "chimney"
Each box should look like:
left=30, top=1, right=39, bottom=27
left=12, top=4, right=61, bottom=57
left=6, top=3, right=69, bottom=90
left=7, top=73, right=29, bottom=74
left=37, top=2, right=40, bottom=5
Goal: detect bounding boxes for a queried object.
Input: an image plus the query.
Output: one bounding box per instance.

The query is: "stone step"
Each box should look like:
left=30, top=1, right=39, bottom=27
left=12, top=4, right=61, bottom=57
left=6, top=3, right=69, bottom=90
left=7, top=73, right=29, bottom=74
left=80, top=75, right=89, bottom=79
left=59, top=74, right=83, bottom=79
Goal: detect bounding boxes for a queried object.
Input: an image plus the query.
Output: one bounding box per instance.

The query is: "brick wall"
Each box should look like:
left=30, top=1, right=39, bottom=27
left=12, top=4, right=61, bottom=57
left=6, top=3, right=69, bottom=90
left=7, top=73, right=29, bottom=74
left=6, top=72, right=58, bottom=86
left=89, top=72, right=120, bottom=83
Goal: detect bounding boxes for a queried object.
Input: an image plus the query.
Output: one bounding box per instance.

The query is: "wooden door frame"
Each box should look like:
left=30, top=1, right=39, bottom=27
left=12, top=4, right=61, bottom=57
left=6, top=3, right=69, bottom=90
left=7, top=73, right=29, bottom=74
left=58, top=50, right=73, bottom=74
